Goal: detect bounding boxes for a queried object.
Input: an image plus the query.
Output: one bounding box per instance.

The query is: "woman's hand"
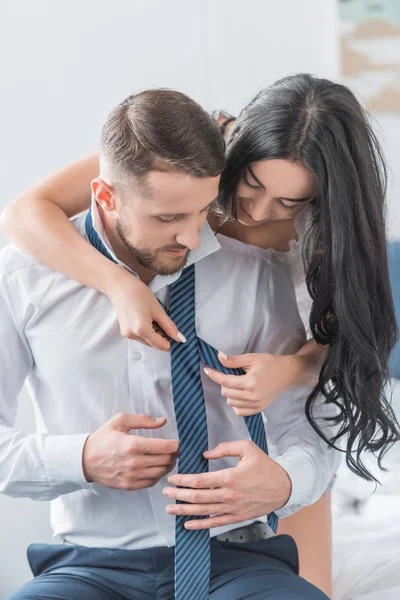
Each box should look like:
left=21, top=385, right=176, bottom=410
left=105, top=268, right=186, bottom=351
left=204, top=352, right=303, bottom=415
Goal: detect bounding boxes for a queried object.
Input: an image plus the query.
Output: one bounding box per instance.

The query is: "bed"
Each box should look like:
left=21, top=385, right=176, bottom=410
left=332, top=378, right=400, bottom=600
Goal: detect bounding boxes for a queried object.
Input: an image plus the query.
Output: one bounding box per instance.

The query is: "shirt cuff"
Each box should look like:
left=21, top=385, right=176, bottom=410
left=273, top=451, right=316, bottom=518
left=44, top=433, right=92, bottom=492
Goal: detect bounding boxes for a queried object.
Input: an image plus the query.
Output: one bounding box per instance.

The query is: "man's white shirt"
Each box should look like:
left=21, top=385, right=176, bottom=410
left=0, top=205, right=340, bottom=549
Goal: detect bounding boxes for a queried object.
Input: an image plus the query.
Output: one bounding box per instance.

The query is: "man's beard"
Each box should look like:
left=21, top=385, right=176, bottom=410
left=116, top=217, right=190, bottom=276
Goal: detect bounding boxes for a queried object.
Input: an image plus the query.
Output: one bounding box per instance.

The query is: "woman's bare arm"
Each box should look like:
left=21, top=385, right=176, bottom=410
left=0, top=154, right=109, bottom=288
left=295, top=338, right=328, bottom=387
left=0, top=154, right=180, bottom=349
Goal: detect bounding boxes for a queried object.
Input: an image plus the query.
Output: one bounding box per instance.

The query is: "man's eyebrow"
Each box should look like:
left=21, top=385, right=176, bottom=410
left=155, top=197, right=219, bottom=217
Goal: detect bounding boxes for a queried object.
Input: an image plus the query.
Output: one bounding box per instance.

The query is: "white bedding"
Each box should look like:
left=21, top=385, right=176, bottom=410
left=333, top=495, right=400, bottom=599
left=332, top=380, right=400, bottom=600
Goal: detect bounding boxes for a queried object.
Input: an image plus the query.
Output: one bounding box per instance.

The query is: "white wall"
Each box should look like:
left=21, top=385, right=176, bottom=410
left=0, top=0, right=341, bottom=248
left=0, top=0, right=347, bottom=595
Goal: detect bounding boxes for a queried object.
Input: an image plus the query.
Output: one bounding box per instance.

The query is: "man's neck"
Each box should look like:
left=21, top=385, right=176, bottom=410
left=99, top=208, right=156, bottom=285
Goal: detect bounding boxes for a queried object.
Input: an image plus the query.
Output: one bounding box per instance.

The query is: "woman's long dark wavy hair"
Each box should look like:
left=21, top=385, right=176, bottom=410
left=219, top=73, right=400, bottom=481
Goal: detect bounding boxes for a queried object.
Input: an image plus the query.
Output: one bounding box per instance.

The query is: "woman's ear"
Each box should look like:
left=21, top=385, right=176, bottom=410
left=91, top=177, right=116, bottom=212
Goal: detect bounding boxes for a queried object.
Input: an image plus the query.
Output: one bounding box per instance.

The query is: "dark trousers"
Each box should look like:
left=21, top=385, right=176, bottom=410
left=6, top=535, right=329, bottom=600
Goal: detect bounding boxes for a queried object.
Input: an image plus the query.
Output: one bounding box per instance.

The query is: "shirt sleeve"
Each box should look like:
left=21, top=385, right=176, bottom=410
left=0, top=274, right=91, bottom=500
left=248, top=260, right=341, bottom=518
left=265, top=386, right=341, bottom=518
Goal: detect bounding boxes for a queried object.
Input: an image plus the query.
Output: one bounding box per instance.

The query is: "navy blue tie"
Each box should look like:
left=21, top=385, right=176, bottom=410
left=85, top=210, right=278, bottom=599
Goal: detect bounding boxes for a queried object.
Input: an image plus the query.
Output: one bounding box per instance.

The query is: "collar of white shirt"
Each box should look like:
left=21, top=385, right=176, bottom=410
left=90, top=198, right=221, bottom=294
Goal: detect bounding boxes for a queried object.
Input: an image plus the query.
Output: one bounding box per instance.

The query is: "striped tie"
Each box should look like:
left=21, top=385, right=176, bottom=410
left=169, top=263, right=210, bottom=600
left=84, top=210, right=278, bottom=600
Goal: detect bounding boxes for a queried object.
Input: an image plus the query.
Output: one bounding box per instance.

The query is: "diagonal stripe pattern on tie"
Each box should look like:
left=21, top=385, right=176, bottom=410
left=169, top=265, right=211, bottom=600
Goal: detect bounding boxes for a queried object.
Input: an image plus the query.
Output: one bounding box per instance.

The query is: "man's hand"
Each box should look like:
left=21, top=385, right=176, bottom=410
left=82, top=413, right=179, bottom=490
left=163, top=440, right=291, bottom=530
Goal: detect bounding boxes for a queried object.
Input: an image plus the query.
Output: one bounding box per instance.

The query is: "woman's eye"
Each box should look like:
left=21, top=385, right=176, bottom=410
left=243, top=178, right=260, bottom=190
left=277, top=200, right=299, bottom=212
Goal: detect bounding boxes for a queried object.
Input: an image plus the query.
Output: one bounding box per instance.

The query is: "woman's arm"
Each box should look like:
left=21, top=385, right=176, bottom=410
left=0, top=155, right=180, bottom=350
left=295, top=338, right=328, bottom=387
left=278, top=493, right=332, bottom=598
left=0, top=154, right=105, bottom=286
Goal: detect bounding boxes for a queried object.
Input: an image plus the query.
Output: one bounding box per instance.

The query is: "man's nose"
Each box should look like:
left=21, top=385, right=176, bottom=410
left=176, top=221, right=201, bottom=251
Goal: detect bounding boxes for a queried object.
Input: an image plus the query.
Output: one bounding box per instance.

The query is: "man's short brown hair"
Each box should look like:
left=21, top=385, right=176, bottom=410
left=100, top=89, right=225, bottom=191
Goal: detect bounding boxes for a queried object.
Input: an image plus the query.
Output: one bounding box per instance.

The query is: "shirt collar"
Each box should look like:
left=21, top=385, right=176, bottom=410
left=89, top=198, right=221, bottom=293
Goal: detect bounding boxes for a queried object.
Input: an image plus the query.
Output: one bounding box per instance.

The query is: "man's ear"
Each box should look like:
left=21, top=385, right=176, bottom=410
left=91, top=177, right=116, bottom=212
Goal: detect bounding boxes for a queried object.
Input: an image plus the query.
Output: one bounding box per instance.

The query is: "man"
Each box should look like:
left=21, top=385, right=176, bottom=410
left=1, top=90, right=339, bottom=599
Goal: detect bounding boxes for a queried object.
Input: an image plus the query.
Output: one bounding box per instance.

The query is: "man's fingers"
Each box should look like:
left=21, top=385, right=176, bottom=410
left=140, top=453, right=178, bottom=468
left=112, top=412, right=167, bottom=433
left=131, top=435, right=180, bottom=455
left=163, top=487, right=226, bottom=504
left=135, top=465, right=175, bottom=480
left=167, top=469, right=231, bottom=489
left=203, top=368, right=247, bottom=390
left=185, top=514, right=242, bottom=530
left=204, top=440, right=255, bottom=460
left=167, top=503, right=225, bottom=517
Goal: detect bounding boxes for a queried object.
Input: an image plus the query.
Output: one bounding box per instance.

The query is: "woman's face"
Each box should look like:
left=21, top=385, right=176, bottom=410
left=235, top=159, right=316, bottom=226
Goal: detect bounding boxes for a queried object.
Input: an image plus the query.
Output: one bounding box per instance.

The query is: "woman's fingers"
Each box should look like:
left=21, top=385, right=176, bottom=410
left=233, top=407, right=262, bottom=417
left=154, top=308, right=186, bottom=344
left=226, top=398, right=259, bottom=408
left=142, top=327, right=171, bottom=351
left=203, top=367, right=248, bottom=389
left=221, top=387, right=255, bottom=401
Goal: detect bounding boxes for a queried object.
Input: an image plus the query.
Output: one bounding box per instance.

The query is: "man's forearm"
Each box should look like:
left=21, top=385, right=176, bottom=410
left=272, top=441, right=340, bottom=518
left=0, top=425, right=91, bottom=500
left=265, top=384, right=341, bottom=517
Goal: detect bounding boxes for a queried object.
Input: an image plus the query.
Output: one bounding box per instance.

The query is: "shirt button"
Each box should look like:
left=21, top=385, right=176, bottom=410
left=133, top=352, right=142, bottom=361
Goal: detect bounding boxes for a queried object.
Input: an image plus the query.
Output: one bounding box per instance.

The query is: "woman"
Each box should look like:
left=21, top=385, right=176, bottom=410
left=2, top=73, right=398, bottom=598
